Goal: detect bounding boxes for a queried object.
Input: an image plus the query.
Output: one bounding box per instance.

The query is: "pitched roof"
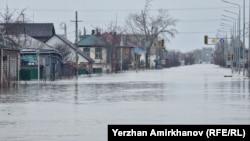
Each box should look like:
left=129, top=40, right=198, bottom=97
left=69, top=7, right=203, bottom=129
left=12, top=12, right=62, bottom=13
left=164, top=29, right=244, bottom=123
left=10, top=34, right=53, bottom=50
left=0, top=36, right=20, bottom=49
left=50, top=35, right=95, bottom=63
left=78, top=33, right=139, bottom=49
left=78, top=35, right=106, bottom=47
left=0, top=23, right=55, bottom=42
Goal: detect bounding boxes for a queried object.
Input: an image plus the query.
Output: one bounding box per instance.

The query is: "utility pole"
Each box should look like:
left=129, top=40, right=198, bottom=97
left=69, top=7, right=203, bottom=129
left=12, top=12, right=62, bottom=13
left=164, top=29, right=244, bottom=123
left=71, top=11, right=82, bottom=80
left=37, top=50, right=40, bottom=81
left=60, top=23, right=67, bottom=39
left=249, top=0, right=250, bottom=77
left=120, top=35, right=124, bottom=72
left=243, top=0, right=245, bottom=76
left=0, top=49, right=3, bottom=86
left=155, top=27, right=159, bottom=69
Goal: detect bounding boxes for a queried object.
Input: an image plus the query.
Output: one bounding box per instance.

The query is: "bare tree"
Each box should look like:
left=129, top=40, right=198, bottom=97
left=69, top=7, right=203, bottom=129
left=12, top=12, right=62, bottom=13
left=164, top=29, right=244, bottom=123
left=106, top=21, right=126, bottom=34
left=54, top=44, right=71, bottom=63
left=126, top=0, right=177, bottom=68
left=91, top=21, right=126, bottom=34
left=0, top=5, right=15, bottom=23
left=0, top=5, right=29, bottom=37
left=0, top=5, right=28, bottom=23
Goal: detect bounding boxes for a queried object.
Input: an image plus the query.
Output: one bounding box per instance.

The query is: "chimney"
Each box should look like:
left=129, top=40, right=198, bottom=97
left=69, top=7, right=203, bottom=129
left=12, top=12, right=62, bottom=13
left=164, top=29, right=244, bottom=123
left=113, top=32, right=117, bottom=38
left=92, top=30, right=95, bottom=35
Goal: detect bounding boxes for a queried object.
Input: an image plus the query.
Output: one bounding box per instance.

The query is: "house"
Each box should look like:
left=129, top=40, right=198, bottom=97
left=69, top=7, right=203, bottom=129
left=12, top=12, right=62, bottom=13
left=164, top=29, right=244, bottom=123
left=0, top=37, right=20, bottom=87
left=124, top=34, right=159, bottom=69
left=114, top=39, right=138, bottom=71
left=45, top=34, right=95, bottom=75
left=0, top=23, right=55, bottom=42
left=20, top=48, right=62, bottom=81
left=78, top=34, right=109, bottom=73
left=10, top=34, right=63, bottom=81
left=78, top=32, right=138, bottom=73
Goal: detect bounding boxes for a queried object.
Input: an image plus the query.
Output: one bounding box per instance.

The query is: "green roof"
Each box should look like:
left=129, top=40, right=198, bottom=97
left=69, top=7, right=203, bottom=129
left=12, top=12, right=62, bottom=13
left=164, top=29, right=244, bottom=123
left=78, top=35, right=106, bottom=47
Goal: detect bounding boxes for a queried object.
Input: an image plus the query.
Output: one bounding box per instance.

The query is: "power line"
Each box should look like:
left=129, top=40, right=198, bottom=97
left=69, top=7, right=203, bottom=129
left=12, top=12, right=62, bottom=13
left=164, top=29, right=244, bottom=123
left=177, top=31, right=216, bottom=34
left=178, top=19, right=220, bottom=22
left=0, top=6, right=243, bottom=13
left=168, top=6, right=242, bottom=11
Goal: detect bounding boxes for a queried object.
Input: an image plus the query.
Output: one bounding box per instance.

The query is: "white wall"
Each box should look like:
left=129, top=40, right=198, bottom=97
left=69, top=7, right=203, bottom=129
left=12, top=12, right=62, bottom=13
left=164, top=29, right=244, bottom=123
left=46, top=36, right=88, bottom=63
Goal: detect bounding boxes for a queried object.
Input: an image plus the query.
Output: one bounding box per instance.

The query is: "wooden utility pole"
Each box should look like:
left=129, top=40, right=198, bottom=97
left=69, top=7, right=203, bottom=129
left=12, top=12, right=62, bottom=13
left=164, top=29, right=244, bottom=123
left=0, top=49, right=3, bottom=86
left=71, top=11, right=82, bottom=79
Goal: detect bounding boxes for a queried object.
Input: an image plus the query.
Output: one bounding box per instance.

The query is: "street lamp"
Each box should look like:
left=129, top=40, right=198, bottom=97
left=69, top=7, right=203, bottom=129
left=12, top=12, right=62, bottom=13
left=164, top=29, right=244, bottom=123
left=221, top=23, right=234, bottom=34
left=222, top=0, right=242, bottom=73
left=224, top=9, right=246, bottom=75
left=217, top=29, right=228, bottom=34
left=218, top=29, right=229, bottom=40
left=224, top=10, right=238, bottom=16
left=222, top=0, right=240, bottom=37
left=221, top=17, right=236, bottom=39
left=222, top=15, right=237, bottom=29
left=221, top=18, right=237, bottom=72
left=222, top=14, right=241, bottom=72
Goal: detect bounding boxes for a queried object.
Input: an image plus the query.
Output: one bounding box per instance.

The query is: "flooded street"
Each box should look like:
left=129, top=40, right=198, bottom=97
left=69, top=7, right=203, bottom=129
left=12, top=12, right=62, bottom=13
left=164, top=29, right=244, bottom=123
left=0, top=64, right=250, bottom=141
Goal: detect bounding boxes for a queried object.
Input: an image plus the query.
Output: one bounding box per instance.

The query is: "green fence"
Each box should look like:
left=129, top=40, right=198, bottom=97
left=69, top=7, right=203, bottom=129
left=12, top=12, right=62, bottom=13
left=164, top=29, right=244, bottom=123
left=93, top=68, right=102, bottom=74
left=19, top=68, right=39, bottom=80
left=78, top=68, right=89, bottom=75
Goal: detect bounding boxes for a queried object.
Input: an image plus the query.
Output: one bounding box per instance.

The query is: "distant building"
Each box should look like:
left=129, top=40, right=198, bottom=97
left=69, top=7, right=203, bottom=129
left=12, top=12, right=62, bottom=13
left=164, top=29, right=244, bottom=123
left=78, top=32, right=137, bottom=73
left=202, top=47, right=213, bottom=63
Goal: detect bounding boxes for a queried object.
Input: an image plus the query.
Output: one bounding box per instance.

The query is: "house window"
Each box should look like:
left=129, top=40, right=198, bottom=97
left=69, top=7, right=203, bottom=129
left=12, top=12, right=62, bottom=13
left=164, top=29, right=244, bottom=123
left=83, top=48, right=90, bottom=57
left=95, top=47, right=102, bottom=59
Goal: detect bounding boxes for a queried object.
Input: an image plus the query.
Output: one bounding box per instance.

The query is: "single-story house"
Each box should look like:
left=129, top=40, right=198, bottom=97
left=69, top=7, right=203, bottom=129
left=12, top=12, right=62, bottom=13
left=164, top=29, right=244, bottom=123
left=10, top=34, right=63, bottom=81
left=20, top=48, right=62, bottom=81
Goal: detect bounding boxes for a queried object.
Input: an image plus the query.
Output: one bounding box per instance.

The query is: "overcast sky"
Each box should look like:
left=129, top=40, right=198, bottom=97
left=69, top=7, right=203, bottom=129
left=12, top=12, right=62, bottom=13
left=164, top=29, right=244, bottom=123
left=0, top=0, right=249, bottom=52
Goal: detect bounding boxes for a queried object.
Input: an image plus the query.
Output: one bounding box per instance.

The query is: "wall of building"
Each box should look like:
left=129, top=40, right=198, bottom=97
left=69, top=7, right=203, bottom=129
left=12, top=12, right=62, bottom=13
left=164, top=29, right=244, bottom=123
left=0, top=49, right=19, bottom=87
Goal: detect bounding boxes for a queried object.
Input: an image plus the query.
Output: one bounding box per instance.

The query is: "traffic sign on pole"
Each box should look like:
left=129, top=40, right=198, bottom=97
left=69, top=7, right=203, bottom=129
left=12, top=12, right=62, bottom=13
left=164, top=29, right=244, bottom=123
left=220, top=38, right=225, bottom=44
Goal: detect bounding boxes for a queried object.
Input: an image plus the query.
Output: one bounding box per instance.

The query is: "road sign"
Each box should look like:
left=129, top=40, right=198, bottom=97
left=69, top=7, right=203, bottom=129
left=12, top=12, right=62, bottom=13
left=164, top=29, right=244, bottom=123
left=220, top=39, right=224, bottom=44
left=211, top=39, right=217, bottom=44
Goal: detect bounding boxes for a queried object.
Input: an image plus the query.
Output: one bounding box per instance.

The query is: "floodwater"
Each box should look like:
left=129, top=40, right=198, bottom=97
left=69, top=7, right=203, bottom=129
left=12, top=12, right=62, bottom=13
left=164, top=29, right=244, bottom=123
left=0, top=64, right=250, bottom=141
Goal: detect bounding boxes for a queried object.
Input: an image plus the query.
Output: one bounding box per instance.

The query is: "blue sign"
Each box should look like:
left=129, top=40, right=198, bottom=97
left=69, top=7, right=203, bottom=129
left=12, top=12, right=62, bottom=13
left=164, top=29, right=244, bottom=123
left=220, top=39, right=225, bottom=44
